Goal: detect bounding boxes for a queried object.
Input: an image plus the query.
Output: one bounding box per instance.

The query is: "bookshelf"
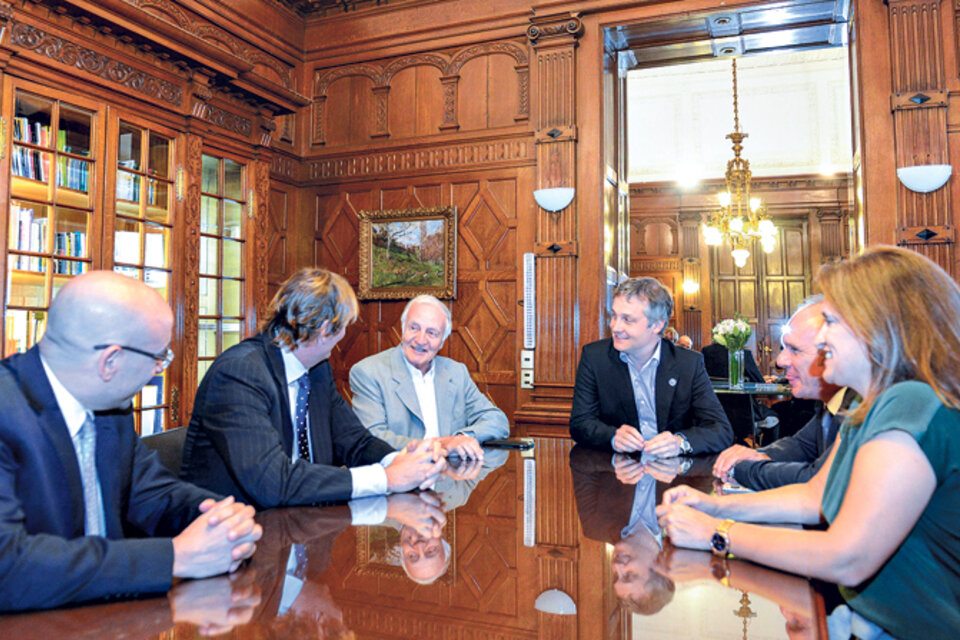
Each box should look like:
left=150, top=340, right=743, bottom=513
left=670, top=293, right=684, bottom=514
left=4, top=87, right=98, bottom=357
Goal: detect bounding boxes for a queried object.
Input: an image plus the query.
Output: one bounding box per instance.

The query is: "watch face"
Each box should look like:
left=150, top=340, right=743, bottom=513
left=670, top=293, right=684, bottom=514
left=711, top=532, right=727, bottom=553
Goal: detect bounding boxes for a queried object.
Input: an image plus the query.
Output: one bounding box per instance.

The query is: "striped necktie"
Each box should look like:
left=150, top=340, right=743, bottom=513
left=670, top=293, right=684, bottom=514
left=76, top=413, right=104, bottom=536
left=295, top=374, right=311, bottom=462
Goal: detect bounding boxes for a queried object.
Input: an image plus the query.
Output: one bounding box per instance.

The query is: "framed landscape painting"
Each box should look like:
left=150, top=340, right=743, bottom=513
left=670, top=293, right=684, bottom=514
left=357, top=206, right=457, bottom=300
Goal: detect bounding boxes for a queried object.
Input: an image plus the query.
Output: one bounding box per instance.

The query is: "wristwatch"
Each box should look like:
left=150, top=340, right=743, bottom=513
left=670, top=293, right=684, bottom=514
left=676, top=433, right=692, bottom=454
left=711, top=518, right=736, bottom=557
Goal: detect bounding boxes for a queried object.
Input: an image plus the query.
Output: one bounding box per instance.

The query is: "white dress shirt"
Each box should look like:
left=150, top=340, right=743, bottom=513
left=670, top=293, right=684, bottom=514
left=402, top=357, right=440, bottom=439
left=279, top=349, right=391, bottom=498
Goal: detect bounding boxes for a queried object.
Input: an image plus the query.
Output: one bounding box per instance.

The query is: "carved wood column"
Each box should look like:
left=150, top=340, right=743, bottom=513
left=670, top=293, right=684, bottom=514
left=178, top=72, right=212, bottom=424
left=888, top=0, right=955, bottom=276
left=519, top=12, right=583, bottom=428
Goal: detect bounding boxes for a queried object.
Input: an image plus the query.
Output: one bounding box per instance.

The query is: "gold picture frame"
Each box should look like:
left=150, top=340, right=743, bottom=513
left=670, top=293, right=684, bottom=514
left=357, top=206, right=457, bottom=300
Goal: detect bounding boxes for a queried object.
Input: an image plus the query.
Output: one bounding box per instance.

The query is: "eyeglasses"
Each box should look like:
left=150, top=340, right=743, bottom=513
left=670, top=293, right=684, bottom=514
left=93, top=344, right=174, bottom=372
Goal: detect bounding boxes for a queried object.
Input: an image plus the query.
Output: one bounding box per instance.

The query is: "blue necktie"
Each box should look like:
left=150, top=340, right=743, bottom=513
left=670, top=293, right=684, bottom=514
left=77, top=414, right=104, bottom=536
left=295, top=374, right=310, bottom=462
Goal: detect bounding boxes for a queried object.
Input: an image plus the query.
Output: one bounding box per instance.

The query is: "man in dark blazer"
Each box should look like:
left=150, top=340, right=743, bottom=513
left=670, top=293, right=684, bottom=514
left=713, top=297, right=853, bottom=490
left=181, top=268, right=446, bottom=509
left=702, top=341, right=765, bottom=382
left=0, top=272, right=260, bottom=611
left=570, top=278, right=733, bottom=456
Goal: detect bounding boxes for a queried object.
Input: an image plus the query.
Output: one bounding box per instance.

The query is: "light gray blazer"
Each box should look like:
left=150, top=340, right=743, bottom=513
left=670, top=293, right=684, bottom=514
left=349, top=345, right=509, bottom=448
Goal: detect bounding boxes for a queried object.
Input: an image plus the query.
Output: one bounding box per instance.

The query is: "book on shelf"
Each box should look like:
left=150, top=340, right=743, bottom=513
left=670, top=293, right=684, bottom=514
left=56, top=156, right=89, bottom=191
left=12, top=117, right=51, bottom=147
left=13, top=205, right=47, bottom=271
left=11, top=146, right=51, bottom=182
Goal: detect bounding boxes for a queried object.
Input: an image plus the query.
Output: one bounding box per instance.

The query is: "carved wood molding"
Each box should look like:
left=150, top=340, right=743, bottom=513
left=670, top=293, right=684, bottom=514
left=312, top=40, right=529, bottom=142
left=202, top=103, right=253, bottom=137
left=254, top=160, right=270, bottom=325
left=526, top=13, right=584, bottom=45
left=123, top=0, right=294, bottom=89
left=181, top=133, right=204, bottom=416
left=632, top=259, right=682, bottom=272
left=270, top=153, right=299, bottom=182
left=307, top=136, right=534, bottom=182
left=9, top=21, right=183, bottom=106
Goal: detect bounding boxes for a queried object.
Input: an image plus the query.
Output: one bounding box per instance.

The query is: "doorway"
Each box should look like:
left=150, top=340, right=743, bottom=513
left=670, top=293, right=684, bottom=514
left=607, top=1, right=857, bottom=373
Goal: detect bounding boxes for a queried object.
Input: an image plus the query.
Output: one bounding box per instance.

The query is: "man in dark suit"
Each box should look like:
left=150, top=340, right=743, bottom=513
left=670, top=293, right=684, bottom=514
left=0, top=271, right=260, bottom=611
left=713, top=296, right=852, bottom=490
left=570, top=277, right=733, bottom=456
left=702, top=341, right=765, bottom=382
left=181, top=268, right=446, bottom=509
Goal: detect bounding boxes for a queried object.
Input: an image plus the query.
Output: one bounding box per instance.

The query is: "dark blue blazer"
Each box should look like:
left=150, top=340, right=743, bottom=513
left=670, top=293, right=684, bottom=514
left=569, top=338, right=733, bottom=454
left=181, top=334, right=395, bottom=508
left=732, top=388, right=855, bottom=490
left=0, top=347, right=218, bottom=611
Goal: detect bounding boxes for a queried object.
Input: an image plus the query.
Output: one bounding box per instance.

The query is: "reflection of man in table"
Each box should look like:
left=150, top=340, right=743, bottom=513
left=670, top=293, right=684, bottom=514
left=713, top=296, right=853, bottom=490
left=570, top=277, right=733, bottom=456
left=386, top=449, right=509, bottom=585
left=248, top=505, right=354, bottom=638
left=569, top=446, right=674, bottom=614
left=350, top=294, right=509, bottom=460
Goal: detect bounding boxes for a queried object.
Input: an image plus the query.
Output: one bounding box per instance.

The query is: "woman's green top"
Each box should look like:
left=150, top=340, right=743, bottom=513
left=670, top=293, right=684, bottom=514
left=822, top=381, right=960, bottom=640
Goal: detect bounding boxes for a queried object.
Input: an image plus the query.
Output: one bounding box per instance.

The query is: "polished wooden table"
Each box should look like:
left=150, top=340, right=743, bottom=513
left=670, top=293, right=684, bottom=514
left=0, top=438, right=827, bottom=639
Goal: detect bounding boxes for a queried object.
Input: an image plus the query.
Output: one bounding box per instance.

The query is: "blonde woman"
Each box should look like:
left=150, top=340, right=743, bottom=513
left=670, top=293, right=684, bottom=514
left=656, top=246, right=960, bottom=640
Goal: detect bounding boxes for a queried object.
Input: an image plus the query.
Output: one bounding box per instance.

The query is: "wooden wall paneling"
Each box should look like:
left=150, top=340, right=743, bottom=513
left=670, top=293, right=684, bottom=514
left=387, top=65, right=444, bottom=138
left=266, top=182, right=291, bottom=300
left=523, top=12, right=583, bottom=429
left=311, top=170, right=522, bottom=419
left=322, top=74, right=378, bottom=146
left=886, top=0, right=957, bottom=277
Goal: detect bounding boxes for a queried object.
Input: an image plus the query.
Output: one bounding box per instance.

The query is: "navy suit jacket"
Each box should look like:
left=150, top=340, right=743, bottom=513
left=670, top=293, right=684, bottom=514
left=569, top=338, right=733, bottom=454
left=181, top=334, right=395, bottom=509
left=0, top=347, right=218, bottom=611
left=702, top=343, right=765, bottom=382
left=732, top=388, right=854, bottom=490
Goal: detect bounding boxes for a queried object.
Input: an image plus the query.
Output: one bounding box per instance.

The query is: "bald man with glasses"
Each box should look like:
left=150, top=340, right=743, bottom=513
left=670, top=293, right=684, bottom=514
left=0, top=271, right=261, bottom=611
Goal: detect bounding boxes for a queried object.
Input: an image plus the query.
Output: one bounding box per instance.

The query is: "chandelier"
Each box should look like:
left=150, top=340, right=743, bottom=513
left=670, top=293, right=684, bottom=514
left=703, top=59, right=776, bottom=268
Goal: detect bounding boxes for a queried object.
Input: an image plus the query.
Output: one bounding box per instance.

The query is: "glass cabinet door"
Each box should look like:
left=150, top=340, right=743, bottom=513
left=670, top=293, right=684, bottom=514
left=3, top=85, right=100, bottom=357
left=197, top=153, right=248, bottom=386
left=106, top=118, right=178, bottom=435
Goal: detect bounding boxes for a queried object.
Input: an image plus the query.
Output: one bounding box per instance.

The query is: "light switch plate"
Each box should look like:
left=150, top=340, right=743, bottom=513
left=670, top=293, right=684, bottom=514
left=520, top=369, right=534, bottom=389
left=520, top=349, right=534, bottom=368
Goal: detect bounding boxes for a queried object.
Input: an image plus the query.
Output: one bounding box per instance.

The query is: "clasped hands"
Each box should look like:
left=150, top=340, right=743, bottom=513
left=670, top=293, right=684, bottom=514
left=386, top=433, right=486, bottom=492
left=613, top=424, right=685, bottom=458
left=172, top=495, right=262, bottom=579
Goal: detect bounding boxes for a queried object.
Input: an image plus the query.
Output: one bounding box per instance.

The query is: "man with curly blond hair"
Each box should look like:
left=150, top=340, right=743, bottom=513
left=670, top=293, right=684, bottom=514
left=181, top=268, right=445, bottom=508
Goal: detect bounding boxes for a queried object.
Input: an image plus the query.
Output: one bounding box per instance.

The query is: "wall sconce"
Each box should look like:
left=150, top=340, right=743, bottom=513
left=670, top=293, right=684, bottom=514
left=534, top=589, right=577, bottom=615
left=896, top=164, right=953, bottom=193
left=534, top=187, right=575, bottom=212
left=681, top=279, right=700, bottom=295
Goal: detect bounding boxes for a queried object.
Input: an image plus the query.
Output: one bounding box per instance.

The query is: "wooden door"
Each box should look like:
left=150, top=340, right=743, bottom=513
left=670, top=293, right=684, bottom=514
left=710, top=217, right=810, bottom=373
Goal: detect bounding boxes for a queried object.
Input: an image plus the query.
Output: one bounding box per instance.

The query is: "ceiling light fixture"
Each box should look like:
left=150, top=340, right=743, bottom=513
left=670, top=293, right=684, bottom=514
left=702, top=59, right=777, bottom=269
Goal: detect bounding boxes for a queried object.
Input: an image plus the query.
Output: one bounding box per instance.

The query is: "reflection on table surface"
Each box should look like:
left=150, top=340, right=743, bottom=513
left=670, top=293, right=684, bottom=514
left=0, top=438, right=825, bottom=639
left=712, top=381, right=793, bottom=395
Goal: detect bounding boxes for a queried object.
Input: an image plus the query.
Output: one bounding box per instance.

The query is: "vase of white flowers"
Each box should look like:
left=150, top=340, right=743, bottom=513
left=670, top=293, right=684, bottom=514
left=712, top=314, right=752, bottom=390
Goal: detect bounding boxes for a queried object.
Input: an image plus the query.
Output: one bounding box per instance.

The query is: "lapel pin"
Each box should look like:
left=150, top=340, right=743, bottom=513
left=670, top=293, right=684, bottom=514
left=668, top=378, right=677, bottom=387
